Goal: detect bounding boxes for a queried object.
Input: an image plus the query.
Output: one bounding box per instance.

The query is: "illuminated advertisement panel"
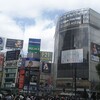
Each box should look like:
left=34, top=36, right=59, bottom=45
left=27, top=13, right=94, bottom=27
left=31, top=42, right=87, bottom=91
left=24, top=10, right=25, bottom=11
left=6, top=38, right=23, bottom=49
left=61, top=49, right=83, bottom=64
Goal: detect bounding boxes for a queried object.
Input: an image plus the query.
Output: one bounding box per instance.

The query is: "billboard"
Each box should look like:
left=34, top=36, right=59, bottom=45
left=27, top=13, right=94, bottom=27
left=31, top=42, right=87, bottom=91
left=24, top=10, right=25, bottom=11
left=28, top=38, right=41, bottom=53
left=91, top=42, right=100, bottom=62
left=42, top=62, right=51, bottom=73
left=25, top=58, right=40, bottom=67
left=0, top=37, right=5, bottom=50
left=6, top=50, right=20, bottom=61
left=40, top=51, right=52, bottom=62
left=61, top=49, right=83, bottom=64
left=0, top=53, right=4, bottom=71
left=6, top=38, right=23, bottom=49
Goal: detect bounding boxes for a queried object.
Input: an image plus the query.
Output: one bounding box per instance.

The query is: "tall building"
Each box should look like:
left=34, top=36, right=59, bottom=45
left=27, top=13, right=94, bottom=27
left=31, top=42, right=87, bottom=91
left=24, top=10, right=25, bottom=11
left=2, top=50, right=20, bottom=88
left=54, top=8, right=100, bottom=91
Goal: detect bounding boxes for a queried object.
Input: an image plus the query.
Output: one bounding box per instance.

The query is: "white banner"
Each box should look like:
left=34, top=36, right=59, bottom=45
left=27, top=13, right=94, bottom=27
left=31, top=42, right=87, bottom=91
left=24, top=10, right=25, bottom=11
left=61, top=49, right=83, bottom=64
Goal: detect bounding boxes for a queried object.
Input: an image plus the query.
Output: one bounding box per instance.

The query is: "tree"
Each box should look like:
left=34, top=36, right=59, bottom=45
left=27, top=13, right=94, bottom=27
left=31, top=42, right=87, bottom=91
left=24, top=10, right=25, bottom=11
left=95, top=54, right=100, bottom=91
left=96, top=63, right=100, bottom=78
left=96, top=54, right=100, bottom=78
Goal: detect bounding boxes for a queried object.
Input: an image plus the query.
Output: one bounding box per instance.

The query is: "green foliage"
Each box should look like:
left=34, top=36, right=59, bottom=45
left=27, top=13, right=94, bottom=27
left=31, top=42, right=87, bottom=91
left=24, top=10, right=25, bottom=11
left=96, top=63, right=100, bottom=78
left=98, top=54, right=100, bottom=58
left=95, top=83, right=100, bottom=91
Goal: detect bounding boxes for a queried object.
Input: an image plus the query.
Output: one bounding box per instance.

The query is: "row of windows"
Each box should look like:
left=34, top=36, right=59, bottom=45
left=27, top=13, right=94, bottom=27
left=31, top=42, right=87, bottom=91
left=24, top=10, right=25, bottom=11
left=5, top=73, right=15, bottom=77
left=5, top=68, right=16, bottom=73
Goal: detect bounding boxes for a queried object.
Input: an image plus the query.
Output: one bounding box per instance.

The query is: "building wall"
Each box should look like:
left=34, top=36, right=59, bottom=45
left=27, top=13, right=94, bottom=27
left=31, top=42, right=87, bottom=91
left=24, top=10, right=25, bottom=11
left=54, top=8, right=100, bottom=89
left=89, top=26, right=100, bottom=82
left=57, top=25, right=89, bottom=79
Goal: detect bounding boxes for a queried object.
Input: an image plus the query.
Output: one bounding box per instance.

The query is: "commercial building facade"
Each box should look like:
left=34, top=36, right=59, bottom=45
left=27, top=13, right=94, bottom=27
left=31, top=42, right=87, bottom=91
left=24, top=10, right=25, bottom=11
left=54, top=8, right=100, bottom=90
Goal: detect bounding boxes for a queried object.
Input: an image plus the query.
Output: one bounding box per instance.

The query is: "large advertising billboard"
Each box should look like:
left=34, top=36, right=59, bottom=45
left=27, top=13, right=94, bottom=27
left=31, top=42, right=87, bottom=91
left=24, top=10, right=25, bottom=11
left=61, top=49, right=83, bottom=64
left=0, top=53, right=4, bottom=71
left=28, top=38, right=41, bottom=53
left=0, top=37, right=5, bottom=50
left=6, top=50, right=20, bottom=61
left=91, top=42, right=100, bottom=62
left=6, top=38, right=23, bottom=49
left=42, top=62, right=51, bottom=73
left=40, top=51, right=52, bottom=62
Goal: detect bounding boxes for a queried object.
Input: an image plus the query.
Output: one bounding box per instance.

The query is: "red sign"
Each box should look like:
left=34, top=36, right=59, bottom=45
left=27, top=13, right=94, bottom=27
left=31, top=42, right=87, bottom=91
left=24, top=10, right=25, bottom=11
left=0, top=54, right=4, bottom=71
left=18, top=69, right=25, bottom=89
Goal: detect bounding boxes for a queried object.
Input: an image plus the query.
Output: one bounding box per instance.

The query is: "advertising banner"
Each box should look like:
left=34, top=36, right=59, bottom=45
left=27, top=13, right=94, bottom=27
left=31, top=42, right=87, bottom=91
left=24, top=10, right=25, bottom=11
left=6, top=38, right=23, bottom=49
left=0, top=53, right=4, bottom=71
left=61, top=49, right=83, bottom=64
left=28, top=38, right=41, bottom=53
left=42, top=62, right=51, bottom=73
left=0, top=37, right=5, bottom=50
left=91, top=42, right=100, bottom=62
left=40, top=51, right=52, bottom=62
left=6, top=50, right=20, bottom=61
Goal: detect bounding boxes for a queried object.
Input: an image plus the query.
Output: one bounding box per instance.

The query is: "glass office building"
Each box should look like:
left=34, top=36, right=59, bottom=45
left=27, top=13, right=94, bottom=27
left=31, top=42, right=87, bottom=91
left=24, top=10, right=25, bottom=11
left=54, top=8, right=100, bottom=89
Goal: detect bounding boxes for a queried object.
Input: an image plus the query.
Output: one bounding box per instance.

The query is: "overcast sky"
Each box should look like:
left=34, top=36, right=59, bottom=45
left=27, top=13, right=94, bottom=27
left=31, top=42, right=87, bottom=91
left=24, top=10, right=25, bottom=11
left=0, top=0, right=100, bottom=54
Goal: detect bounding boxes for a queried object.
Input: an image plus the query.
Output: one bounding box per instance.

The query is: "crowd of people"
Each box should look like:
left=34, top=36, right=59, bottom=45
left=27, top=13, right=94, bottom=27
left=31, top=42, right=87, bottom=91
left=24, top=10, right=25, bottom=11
left=0, top=93, right=84, bottom=100
left=0, top=91, right=98, bottom=100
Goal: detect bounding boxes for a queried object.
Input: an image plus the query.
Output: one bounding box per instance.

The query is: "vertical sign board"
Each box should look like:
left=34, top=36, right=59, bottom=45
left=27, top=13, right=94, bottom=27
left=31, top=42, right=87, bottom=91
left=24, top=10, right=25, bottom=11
left=91, top=42, right=100, bottom=62
left=40, top=51, right=52, bottom=62
left=28, top=38, right=41, bottom=53
left=18, top=69, right=25, bottom=89
left=0, top=37, right=5, bottom=50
